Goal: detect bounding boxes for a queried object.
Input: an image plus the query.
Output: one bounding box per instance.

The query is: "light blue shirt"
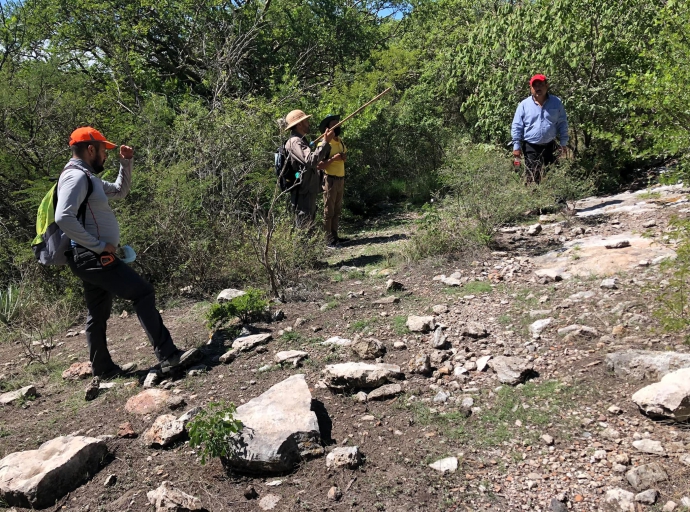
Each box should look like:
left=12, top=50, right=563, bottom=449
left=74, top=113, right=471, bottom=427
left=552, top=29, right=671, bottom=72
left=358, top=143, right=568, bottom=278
left=511, top=94, right=569, bottom=150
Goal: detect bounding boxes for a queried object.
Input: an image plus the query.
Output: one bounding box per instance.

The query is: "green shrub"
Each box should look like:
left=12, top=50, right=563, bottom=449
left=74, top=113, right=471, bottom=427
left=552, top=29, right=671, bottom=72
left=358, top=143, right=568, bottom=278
left=187, top=401, right=243, bottom=466
left=653, top=218, right=690, bottom=342
left=205, top=288, right=269, bottom=329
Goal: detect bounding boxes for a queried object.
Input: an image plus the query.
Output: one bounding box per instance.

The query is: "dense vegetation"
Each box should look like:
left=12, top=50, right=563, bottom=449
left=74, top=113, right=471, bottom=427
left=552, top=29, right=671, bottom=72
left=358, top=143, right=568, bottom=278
left=1, top=0, right=689, bottom=335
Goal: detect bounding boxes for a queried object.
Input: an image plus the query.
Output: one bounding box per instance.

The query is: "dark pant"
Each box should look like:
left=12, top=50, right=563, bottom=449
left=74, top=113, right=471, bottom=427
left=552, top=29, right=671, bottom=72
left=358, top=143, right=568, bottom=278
left=523, top=140, right=558, bottom=184
left=67, top=251, right=177, bottom=375
left=295, top=192, right=317, bottom=229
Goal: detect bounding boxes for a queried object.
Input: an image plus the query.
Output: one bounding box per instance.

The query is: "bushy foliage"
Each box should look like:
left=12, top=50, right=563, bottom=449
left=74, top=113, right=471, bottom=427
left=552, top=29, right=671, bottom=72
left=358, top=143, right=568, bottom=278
left=187, top=401, right=243, bottom=466
left=206, top=288, right=269, bottom=329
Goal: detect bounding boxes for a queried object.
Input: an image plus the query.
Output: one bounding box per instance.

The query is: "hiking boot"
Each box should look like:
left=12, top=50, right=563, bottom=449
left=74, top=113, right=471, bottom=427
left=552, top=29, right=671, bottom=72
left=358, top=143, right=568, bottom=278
left=160, top=348, right=202, bottom=374
left=95, top=363, right=136, bottom=380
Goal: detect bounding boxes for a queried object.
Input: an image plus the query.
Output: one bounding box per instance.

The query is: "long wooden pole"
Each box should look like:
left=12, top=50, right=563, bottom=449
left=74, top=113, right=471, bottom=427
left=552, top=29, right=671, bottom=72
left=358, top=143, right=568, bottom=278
left=313, top=87, right=392, bottom=143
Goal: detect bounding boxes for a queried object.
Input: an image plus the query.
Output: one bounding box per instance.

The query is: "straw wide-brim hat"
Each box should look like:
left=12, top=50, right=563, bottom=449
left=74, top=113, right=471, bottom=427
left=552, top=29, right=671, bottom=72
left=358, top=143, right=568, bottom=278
left=285, top=110, right=312, bottom=130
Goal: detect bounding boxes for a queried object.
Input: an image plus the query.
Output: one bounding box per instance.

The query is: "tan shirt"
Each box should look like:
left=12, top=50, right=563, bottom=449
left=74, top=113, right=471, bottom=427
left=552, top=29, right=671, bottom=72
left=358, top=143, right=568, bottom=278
left=285, top=130, right=330, bottom=195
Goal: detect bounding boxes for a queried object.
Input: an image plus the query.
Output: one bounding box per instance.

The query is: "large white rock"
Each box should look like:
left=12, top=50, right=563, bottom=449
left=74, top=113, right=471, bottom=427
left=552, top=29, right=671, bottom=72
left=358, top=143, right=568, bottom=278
left=631, top=368, right=690, bottom=421
left=326, top=446, right=362, bottom=469
left=216, top=288, right=246, bottom=302
left=0, top=385, right=36, bottom=405
left=147, top=481, right=203, bottom=511
left=406, top=315, right=435, bottom=333
left=322, top=362, right=403, bottom=390
left=429, top=457, right=458, bottom=473
left=605, top=488, right=635, bottom=511
left=274, top=350, right=308, bottom=366
left=528, top=318, right=552, bottom=336
left=0, top=436, right=108, bottom=508
left=231, top=333, right=272, bottom=352
left=606, top=350, right=690, bottom=381
left=226, top=374, right=322, bottom=473
left=489, top=356, right=533, bottom=385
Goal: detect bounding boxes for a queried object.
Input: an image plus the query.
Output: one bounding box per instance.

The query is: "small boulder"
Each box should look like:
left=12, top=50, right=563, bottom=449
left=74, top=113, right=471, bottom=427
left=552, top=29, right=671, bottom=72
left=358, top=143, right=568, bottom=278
left=143, top=414, right=185, bottom=448
left=635, top=489, right=659, bottom=505
left=601, top=278, right=618, bottom=290
left=528, top=318, right=552, bottom=336
left=631, top=368, right=690, bottom=421
left=534, top=269, right=564, bottom=282
left=0, top=385, right=36, bottom=406
left=386, top=280, right=404, bottom=292
left=117, top=422, right=137, bottom=438
left=219, top=350, right=238, bottom=364
left=351, top=338, right=386, bottom=360
left=326, top=446, right=362, bottom=469
left=274, top=350, right=308, bottom=367
left=217, top=289, right=246, bottom=302
left=62, top=362, right=92, bottom=380
left=406, top=315, right=435, bottom=333
left=323, top=362, right=402, bottom=391
left=632, top=439, right=666, bottom=456
left=460, top=322, right=488, bottom=339
left=408, top=353, right=431, bottom=375
left=366, top=383, right=402, bottom=401
left=527, top=223, right=542, bottom=236
left=321, top=336, right=353, bottom=347
left=626, top=463, right=668, bottom=491
left=146, top=481, right=203, bottom=512
left=489, top=356, right=533, bottom=385
left=231, top=333, right=272, bottom=352
left=430, top=326, right=448, bottom=349
left=605, top=488, right=635, bottom=511
left=429, top=456, right=458, bottom=473
left=125, top=389, right=171, bottom=415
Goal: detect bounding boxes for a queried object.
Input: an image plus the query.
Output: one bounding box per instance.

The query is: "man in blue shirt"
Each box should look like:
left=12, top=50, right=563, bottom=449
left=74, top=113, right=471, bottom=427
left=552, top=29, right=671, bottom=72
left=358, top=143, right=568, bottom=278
left=511, top=74, right=569, bottom=184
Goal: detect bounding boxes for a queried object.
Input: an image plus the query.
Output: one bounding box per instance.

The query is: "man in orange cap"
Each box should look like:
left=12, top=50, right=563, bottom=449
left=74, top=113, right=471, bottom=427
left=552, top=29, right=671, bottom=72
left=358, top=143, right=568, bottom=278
left=284, top=110, right=334, bottom=228
left=55, top=127, right=200, bottom=378
left=511, top=74, right=569, bottom=184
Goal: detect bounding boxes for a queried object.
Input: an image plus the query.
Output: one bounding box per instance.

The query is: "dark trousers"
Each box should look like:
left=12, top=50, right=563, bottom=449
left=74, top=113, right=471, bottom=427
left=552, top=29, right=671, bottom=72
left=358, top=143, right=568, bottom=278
left=67, top=253, right=177, bottom=375
left=523, top=140, right=558, bottom=184
left=295, top=192, right=317, bottom=229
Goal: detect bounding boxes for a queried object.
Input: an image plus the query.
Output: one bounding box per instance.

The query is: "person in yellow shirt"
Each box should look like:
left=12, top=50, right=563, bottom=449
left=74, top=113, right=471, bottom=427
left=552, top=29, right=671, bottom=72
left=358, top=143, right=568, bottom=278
left=317, top=114, right=347, bottom=248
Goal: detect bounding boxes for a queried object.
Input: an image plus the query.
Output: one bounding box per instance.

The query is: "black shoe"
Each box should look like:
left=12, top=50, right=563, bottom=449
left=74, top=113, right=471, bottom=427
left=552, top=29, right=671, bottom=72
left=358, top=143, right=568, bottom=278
left=95, top=363, right=137, bottom=380
left=160, top=348, right=202, bottom=374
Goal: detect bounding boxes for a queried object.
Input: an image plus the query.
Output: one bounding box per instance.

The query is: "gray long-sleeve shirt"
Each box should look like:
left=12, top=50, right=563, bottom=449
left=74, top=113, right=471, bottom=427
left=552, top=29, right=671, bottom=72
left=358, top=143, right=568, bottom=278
left=55, top=157, right=132, bottom=254
left=285, top=131, right=330, bottom=195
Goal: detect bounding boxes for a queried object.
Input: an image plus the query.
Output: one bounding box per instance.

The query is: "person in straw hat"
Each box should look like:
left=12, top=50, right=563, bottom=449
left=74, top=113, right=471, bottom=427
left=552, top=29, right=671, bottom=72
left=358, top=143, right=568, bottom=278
left=284, top=109, right=334, bottom=229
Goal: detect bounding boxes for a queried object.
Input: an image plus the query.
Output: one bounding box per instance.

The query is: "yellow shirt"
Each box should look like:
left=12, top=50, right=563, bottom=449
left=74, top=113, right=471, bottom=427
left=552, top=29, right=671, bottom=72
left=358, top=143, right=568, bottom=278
left=321, top=138, right=346, bottom=177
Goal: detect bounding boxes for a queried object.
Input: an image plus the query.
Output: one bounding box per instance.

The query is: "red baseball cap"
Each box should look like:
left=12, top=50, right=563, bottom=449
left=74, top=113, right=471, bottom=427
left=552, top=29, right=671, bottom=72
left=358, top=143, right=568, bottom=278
left=69, top=127, right=116, bottom=150
left=529, top=74, right=547, bottom=86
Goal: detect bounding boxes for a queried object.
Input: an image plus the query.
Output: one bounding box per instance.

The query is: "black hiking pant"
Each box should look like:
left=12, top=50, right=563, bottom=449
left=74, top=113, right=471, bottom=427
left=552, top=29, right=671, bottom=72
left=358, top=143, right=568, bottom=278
left=67, top=249, right=177, bottom=375
left=523, top=140, right=559, bottom=184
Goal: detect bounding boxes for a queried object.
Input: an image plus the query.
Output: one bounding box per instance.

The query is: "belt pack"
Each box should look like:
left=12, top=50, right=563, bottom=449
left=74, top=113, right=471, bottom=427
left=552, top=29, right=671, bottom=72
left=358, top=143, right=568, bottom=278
left=70, top=247, right=117, bottom=271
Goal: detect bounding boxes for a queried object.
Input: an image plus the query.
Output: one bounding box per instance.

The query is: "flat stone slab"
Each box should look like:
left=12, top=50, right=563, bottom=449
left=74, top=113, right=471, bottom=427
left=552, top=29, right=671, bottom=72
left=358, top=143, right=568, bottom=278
left=147, top=481, right=203, bottom=511
left=0, top=436, right=107, bottom=508
left=231, top=333, right=272, bottom=352
left=534, top=232, right=676, bottom=277
left=227, top=374, right=322, bottom=473
left=321, top=336, right=352, bottom=347
left=606, top=350, right=690, bottom=381
left=632, top=368, right=690, bottom=421
left=217, top=288, right=246, bottom=302
left=125, top=389, right=171, bottom=415
left=0, top=385, right=36, bottom=405
left=366, top=383, right=402, bottom=401
left=323, top=362, right=403, bottom=390
left=373, top=296, right=399, bottom=305
left=274, top=350, right=308, bottom=366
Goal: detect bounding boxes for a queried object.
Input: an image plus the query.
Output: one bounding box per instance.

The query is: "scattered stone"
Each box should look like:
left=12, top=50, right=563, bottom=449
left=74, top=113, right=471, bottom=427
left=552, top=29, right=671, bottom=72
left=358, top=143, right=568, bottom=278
left=322, top=336, right=353, bottom=347
left=0, top=436, right=108, bottom=508
left=663, top=502, right=677, bottom=511
left=244, top=486, right=258, bottom=499
left=632, top=439, right=666, bottom=456
left=327, top=486, right=342, bottom=501
left=631, top=368, right=690, bottom=421
left=178, top=407, right=202, bottom=427
left=366, top=383, right=402, bottom=401
left=476, top=355, right=492, bottom=372
left=0, top=385, right=36, bottom=406
left=433, top=390, right=449, bottom=403
left=626, top=463, right=668, bottom=491
left=232, top=333, right=272, bottom=352
left=534, top=268, right=564, bottom=282
left=529, top=309, right=552, bottom=318
left=489, top=356, right=534, bottom=385
left=680, top=454, right=690, bottom=467
left=393, top=341, right=407, bottom=350
left=147, top=481, right=203, bottom=512
left=429, top=456, right=458, bottom=473
left=84, top=377, right=100, bottom=401
left=386, top=279, right=404, bottom=292
left=528, top=223, right=542, bottom=236
left=432, top=304, right=448, bottom=314
left=635, top=489, right=659, bottom=505
left=542, top=434, right=554, bottom=446
left=125, top=389, right=171, bottom=415
left=217, top=288, right=246, bottom=302
left=464, top=361, right=477, bottom=372
left=373, top=296, right=399, bottom=305
left=351, top=338, right=386, bottom=360
left=226, top=375, right=322, bottom=473
left=219, top=350, right=238, bottom=364
left=326, top=446, right=362, bottom=469
left=323, top=362, right=402, bottom=390
left=258, top=494, right=281, bottom=510
left=549, top=497, right=568, bottom=512
left=605, top=350, right=690, bottom=380
left=144, top=414, right=185, bottom=448
left=601, top=427, right=621, bottom=440
left=605, top=240, right=631, bottom=249
left=355, top=391, right=368, bottom=403
left=440, top=273, right=464, bottom=286
left=274, top=350, right=308, bottom=366
left=608, top=405, right=622, bottom=415
left=406, top=315, right=435, bottom=333
left=528, top=318, right=553, bottom=336
left=460, top=321, right=488, bottom=338
left=601, top=278, right=618, bottom=289
left=62, top=362, right=92, bottom=380
left=117, top=422, right=137, bottom=439
left=408, top=353, right=432, bottom=375
left=605, top=488, right=635, bottom=511
left=431, top=326, right=448, bottom=349
left=144, top=371, right=161, bottom=388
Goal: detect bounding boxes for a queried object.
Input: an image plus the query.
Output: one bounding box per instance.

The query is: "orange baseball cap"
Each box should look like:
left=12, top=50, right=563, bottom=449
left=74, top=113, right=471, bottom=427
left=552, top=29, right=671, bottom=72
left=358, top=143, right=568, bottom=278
left=69, top=127, right=116, bottom=150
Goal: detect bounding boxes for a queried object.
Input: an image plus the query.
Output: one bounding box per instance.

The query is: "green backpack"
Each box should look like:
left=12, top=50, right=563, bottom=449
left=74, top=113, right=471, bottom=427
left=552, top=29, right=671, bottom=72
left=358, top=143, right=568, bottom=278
left=31, top=164, right=93, bottom=266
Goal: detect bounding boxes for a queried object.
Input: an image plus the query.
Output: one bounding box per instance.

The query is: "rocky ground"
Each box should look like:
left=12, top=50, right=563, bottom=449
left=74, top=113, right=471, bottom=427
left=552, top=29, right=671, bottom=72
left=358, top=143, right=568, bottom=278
left=1, top=185, right=690, bottom=512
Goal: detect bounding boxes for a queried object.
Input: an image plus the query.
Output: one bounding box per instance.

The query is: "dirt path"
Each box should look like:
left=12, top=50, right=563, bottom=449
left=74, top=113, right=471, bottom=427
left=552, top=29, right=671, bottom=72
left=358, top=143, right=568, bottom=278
left=1, top=187, right=690, bottom=512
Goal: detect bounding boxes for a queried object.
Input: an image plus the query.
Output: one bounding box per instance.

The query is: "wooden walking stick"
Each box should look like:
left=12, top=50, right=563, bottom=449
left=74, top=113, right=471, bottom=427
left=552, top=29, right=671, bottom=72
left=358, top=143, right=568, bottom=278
left=313, top=87, right=392, bottom=143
